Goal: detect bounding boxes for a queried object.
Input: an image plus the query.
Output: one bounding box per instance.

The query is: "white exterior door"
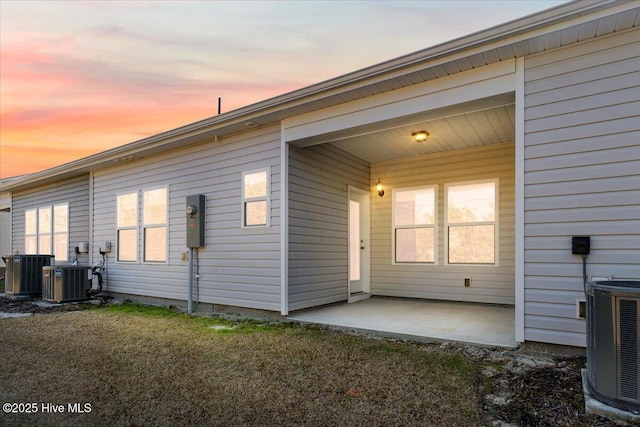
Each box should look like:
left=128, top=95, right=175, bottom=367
left=348, top=187, right=370, bottom=300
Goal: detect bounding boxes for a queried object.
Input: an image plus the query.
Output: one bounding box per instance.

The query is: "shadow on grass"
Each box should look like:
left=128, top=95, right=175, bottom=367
left=102, top=301, right=292, bottom=335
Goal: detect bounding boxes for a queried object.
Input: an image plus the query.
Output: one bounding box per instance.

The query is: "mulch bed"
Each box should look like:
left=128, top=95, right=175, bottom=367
left=483, top=357, right=632, bottom=426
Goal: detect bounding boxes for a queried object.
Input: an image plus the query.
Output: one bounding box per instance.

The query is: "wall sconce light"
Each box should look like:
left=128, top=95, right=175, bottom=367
left=376, top=178, right=385, bottom=197
left=412, top=131, right=429, bottom=143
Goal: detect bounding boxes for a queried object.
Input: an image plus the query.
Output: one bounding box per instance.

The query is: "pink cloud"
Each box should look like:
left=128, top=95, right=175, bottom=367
left=0, top=32, right=302, bottom=178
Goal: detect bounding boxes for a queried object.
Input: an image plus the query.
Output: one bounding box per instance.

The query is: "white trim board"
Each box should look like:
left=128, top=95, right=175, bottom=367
left=283, top=60, right=516, bottom=146
left=514, top=56, right=525, bottom=343
left=280, top=127, right=289, bottom=315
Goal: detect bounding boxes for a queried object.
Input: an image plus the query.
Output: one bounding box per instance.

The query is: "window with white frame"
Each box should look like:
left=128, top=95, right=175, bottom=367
left=24, top=203, right=69, bottom=261
left=117, top=188, right=168, bottom=263
left=38, top=207, right=52, bottom=256
left=242, top=169, right=269, bottom=227
left=53, top=204, right=69, bottom=261
left=446, top=180, right=497, bottom=264
left=393, top=186, right=436, bottom=263
left=117, top=192, right=138, bottom=262
left=25, top=209, right=37, bottom=254
left=143, top=188, right=167, bottom=262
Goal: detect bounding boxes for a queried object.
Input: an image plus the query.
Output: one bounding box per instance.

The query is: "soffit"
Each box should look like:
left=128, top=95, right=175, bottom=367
left=327, top=104, right=515, bottom=164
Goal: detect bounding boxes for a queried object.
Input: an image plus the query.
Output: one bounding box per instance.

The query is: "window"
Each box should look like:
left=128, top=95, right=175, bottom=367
left=24, top=204, right=69, bottom=261
left=242, top=169, right=269, bottom=227
left=25, top=209, right=37, bottom=254
left=38, top=207, right=52, bottom=256
left=143, top=188, right=167, bottom=262
left=117, top=192, right=138, bottom=262
left=446, top=180, right=497, bottom=264
left=53, top=204, right=69, bottom=261
left=117, top=188, right=168, bottom=263
left=393, top=187, right=436, bottom=263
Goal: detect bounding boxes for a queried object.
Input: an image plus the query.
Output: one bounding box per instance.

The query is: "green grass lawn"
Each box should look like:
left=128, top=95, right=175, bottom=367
left=0, top=304, right=484, bottom=426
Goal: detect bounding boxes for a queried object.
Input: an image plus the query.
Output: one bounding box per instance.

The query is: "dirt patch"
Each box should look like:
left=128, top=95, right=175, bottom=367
left=0, top=296, right=101, bottom=314
left=417, top=341, right=635, bottom=427
left=482, top=357, right=624, bottom=426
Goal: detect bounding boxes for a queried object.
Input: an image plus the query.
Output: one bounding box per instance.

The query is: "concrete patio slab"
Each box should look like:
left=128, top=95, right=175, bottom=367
left=288, top=297, right=517, bottom=348
left=582, top=369, right=640, bottom=422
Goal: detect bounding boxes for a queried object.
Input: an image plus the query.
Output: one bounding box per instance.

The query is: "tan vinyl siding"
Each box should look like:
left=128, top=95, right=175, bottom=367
left=92, top=125, right=282, bottom=311
left=288, top=144, right=370, bottom=311
left=371, top=142, right=515, bottom=304
left=523, top=29, right=640, bottom=347
left=11, top=176, right=90, bottom=264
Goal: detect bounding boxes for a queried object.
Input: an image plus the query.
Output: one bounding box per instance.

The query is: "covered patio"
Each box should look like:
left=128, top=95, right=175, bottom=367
left=288, top=296, right=517, bottom=348
left=284, top=70, right=519, bottom=344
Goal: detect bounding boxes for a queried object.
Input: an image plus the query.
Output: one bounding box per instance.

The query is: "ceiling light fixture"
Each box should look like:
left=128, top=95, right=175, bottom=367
left=412, top=131, right=429, bottom=143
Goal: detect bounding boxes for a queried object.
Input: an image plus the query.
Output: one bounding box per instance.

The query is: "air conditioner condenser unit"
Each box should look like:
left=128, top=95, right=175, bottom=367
left=4, top=254, right=55, bottom=297
left=586, top=280, right=640, bottom=414
left=42, top=266, right=91, bottom=303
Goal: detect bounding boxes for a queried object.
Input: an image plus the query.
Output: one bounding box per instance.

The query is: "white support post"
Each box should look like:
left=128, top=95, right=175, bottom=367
left=515, top=56, right=526, bottom=343
left=280, top=125, right=289, bottom=315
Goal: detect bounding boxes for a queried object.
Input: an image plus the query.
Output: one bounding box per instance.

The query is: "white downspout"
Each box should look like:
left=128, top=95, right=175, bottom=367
left=515, top=56, right=526, bottom=343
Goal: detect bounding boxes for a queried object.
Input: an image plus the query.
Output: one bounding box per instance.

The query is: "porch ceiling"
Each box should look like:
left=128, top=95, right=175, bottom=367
left=328, top=104, right=515, bottom=164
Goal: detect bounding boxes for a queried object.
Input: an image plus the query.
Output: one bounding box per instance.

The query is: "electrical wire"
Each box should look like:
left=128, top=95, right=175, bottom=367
left=104, top=254, right=108, bottom=290
left=582, top=254, right=588, bottom=293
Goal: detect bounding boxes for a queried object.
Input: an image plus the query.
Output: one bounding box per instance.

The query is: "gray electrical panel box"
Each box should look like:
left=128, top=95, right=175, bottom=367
left=186, top=194, right=205, bottom=248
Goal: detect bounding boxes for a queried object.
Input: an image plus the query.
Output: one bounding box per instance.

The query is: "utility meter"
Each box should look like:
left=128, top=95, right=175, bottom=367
left=186, top=194, right=206, bottom=248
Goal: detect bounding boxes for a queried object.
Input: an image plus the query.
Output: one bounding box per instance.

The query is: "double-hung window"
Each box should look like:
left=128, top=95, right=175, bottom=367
left=38, top=207, right=52, bottom=255
left=25, top=209, right=37, bottom=254
left=24, top=203, right=69, bottom=261
left=53, top=204, right=69, bottom=261
left=446, top=180, right=497, bottom=264
left=242, top=168, right=270, bottom=227
left=117, top=192, right=138, bottom=262
left=117, top=188, right=168, bottom=263
left=143, top=188, right=167, bottom=262
left=393, top=186, right=436, bottom=263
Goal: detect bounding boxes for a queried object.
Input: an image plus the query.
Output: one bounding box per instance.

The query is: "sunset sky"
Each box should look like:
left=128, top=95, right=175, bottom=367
left=0, top=0, right=566, bottom=179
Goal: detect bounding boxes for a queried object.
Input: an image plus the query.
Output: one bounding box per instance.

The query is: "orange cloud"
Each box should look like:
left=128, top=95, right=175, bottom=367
left=1, top=144, right=97, bottom=178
